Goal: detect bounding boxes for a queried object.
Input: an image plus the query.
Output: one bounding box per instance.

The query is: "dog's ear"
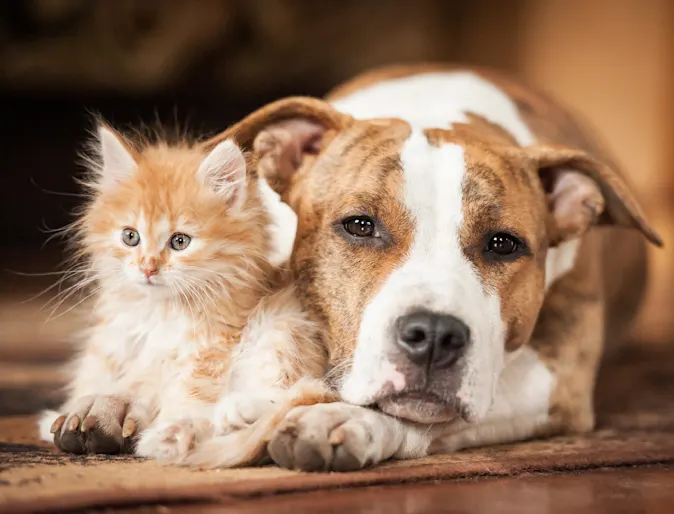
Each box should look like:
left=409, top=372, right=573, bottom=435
left=526, top=145, right=662, bottom=247
left=204, top=97, right=352, bottom=197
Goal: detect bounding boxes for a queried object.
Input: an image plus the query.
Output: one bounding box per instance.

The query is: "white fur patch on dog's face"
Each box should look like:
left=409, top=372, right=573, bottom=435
left=339, top=132, right=505, bottom=422
left=257, top=177, right=298, bottom=267
left=331, top=72, right=535, bottom=146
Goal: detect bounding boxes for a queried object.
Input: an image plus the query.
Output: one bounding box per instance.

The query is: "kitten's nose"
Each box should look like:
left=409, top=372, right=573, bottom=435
left=140, top=257, right=159, bottom=278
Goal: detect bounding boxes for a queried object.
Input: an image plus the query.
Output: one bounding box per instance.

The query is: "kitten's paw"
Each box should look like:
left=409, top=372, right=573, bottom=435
left=214, top=390, right=283, bottom=434
left=51, top=395, right=150, bottom=455
left=135, top=419, right=195, bottom=462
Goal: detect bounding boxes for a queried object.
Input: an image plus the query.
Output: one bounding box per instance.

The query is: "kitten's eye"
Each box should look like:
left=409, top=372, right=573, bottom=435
left=485, top=232, right=521, bottom=257
left=169, top=233, right=192, bottom=251
left=121, top=228, right=140, bottom=247
left=342, top=216, right=378, bottom=238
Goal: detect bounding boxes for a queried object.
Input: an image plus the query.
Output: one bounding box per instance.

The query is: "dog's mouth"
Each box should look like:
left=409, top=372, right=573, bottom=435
left=376, top=391, right=460, bottom=424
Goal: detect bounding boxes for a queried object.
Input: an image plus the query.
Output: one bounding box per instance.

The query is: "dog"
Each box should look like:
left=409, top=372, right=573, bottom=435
left=207, top=64, right=662, bottom=471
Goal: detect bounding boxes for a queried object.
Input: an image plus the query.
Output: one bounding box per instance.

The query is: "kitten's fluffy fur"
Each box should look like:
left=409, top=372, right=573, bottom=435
left=38, top=125, right=326, bottom=463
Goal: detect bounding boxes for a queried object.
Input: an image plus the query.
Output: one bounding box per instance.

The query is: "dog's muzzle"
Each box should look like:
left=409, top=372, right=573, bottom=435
left=373, top=310, right=471, bottom=423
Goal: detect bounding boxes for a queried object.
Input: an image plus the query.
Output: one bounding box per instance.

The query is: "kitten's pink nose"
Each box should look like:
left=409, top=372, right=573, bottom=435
left=140, top=258, right=159, bottom=278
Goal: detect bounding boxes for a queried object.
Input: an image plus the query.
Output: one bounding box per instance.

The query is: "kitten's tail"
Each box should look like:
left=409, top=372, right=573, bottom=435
left=183, top=378, right=337, bottom=469
left=38, top=409, right=60, bottom=442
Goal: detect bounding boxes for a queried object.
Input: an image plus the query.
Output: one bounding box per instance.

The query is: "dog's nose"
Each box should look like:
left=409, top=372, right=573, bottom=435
left=395, top=311, right=470, bottom=367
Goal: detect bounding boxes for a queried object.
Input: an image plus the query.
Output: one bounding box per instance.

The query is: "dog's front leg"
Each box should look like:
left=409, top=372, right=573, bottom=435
left=267, top=402, right=431, bottom=471
left=531, top=289, right=606, bottom=436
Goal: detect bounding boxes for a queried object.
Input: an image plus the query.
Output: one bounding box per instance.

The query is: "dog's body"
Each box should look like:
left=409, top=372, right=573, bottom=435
left=206, top=64, right=661, bottom=471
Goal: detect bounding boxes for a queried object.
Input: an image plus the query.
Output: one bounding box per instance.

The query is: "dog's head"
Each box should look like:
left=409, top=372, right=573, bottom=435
left=214, top=97, right=661, bottom=424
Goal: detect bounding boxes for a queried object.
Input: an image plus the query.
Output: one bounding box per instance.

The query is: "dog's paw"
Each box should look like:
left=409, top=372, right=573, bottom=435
left=135, top=419, right=196, bottom=462
left=213, top=389, right=283, bottom=434
left=50, top=395, right=150, bottom=455
left=267, top=402, right=384, bottom=472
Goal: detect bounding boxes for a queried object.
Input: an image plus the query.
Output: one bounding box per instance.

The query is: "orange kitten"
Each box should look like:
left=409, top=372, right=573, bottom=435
left=38, top=124, right=325, bottom=461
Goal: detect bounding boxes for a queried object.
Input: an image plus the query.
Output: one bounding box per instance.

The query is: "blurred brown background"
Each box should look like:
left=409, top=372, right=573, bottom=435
left=1, top=0, right=673, bottom=353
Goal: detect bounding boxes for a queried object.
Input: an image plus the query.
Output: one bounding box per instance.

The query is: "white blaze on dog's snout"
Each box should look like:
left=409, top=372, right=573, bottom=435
left=340, top=132, right=505, bottom=420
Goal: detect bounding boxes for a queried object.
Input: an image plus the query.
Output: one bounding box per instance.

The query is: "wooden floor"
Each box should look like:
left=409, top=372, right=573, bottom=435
left=125, top=466, right=673, bottom=514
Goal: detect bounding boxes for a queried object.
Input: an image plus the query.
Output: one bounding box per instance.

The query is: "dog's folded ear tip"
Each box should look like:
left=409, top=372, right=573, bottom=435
left=648, top=231, right=665, bottom=248
left=633, top=219, right=664, bottom=247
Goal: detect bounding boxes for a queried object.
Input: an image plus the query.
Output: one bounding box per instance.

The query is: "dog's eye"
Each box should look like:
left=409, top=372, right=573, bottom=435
left=343, top=216, right=378, bottom=238
left=485, top=233, right=520, bottom=256
left=169, top=233, right=192, bottom=251
left=121, top=228, right=140, bottom=247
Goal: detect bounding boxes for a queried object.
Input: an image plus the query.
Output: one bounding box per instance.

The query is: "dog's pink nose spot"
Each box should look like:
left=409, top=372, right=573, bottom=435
left=391, top=372, right=407, bottom=392
left=381, top=362, right=407, bottom=392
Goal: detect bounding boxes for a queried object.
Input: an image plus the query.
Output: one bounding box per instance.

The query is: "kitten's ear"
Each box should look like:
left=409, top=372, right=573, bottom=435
left=94, top=125, right=138, bottom=189
left=203, top=97, right=351, bottom=199
left=197, top=139, right=247, bottom=207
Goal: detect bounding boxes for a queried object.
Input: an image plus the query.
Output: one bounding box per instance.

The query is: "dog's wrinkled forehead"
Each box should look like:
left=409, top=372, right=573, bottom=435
left=306, top=115, right=543, bottom=250
left=300, top=119, right=412, bottom=206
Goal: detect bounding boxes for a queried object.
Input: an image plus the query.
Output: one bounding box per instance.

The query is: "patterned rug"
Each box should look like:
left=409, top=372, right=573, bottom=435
left=2, top=286, right=674, bottom=513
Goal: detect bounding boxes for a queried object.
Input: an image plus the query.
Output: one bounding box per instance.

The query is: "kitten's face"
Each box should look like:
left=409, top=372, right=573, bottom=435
left=81, top=128, right=268, bottom=300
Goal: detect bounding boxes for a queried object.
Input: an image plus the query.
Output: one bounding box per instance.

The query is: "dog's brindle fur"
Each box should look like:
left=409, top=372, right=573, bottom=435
left=207, top=64, right=661, bottom=471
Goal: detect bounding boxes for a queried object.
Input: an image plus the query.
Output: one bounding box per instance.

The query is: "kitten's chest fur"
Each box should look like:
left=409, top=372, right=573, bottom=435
left=90, top=297, right=227, bottom=392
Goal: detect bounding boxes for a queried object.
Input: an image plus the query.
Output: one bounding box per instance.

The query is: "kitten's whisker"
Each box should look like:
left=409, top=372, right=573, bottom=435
left=40, top=279, right=93, bottom=311
left=41, top=220, right=83, bottom=249
left=190, top=278, right=221, bottom=306
left=20, top=267, right=92, bottom=304
left=6, top=268, right=88, bottom=277
left=324, top=357, right=355, bottom=383
left=171, top=282, right=199, bottom=342
left=182, top=278, right=216, bottom=337
left=30, top=176, right=88, bottom=199
left=180, top=280, right=206, bottom=341
left=42, top=286, right=94, bottom=317
left=40, top=272, right=107, bottom=314
left=182, top=271, right=232, bottom=305
left=45, top=285, right=103, bottom=323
